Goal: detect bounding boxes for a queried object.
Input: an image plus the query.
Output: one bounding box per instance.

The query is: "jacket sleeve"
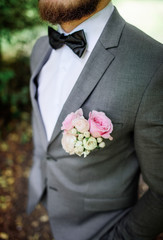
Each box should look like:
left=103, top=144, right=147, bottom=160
left=114, top=64, right=163, bottom=240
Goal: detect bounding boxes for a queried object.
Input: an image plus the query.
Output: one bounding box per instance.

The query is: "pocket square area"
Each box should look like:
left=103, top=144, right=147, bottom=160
left=61, top=108, right=113, bottom=158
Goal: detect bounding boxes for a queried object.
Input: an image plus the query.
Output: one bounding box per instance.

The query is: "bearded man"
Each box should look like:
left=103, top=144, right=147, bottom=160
left=27, top=0, right=163, bottom=239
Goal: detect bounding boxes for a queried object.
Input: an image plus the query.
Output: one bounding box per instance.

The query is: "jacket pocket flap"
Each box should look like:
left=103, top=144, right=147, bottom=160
left=84, top=195, right=135, bottom=212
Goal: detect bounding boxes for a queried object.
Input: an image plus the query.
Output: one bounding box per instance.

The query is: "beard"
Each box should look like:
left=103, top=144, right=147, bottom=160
left=38, top=0, right=102, bottom=25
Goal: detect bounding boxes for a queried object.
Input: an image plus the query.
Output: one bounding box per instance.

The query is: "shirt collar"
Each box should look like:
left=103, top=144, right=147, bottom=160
left=58, top=2, right=114, bottom=53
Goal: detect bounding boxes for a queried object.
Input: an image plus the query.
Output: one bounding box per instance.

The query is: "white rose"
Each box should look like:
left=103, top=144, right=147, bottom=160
left=99, top=142, right=105, bottom=148
left=61, top=133, right=76, bottom=155
left=83, top=137, right=97, bottom=151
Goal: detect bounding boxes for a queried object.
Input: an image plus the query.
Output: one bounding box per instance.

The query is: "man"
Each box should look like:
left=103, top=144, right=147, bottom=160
left=27, top=0, right=163, bottom=239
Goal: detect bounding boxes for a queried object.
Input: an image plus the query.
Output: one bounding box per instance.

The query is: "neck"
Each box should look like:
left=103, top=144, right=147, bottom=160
left=61, top=0, right=111, bottom=33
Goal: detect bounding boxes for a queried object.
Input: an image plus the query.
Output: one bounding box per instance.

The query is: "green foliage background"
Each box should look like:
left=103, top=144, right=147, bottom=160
left=0, top=0, right=44, bottom=129
left=0, top=0, right=39, bottom=38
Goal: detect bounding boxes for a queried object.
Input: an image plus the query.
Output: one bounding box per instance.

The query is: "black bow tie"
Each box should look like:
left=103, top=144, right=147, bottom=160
left=48, top=26, right=87, bottom=58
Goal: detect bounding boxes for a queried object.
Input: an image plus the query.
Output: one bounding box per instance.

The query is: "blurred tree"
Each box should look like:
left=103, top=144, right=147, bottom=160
left=0, top=0, right=40, bottom=59
left=0, top=0, right=41, bottom=127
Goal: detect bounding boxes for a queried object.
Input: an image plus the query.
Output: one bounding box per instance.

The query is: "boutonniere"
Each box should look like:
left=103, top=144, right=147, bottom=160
left=61, top=109, right=113, bottom=158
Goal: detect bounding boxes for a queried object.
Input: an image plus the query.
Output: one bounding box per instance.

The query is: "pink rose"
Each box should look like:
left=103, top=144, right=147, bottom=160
left=61, top=108, right=83, bottom=131
left=88, top=110, right=113, bottom=139
left=73, top=117, right=89, bottom=133
left=61, top=132, right=76, bottom=155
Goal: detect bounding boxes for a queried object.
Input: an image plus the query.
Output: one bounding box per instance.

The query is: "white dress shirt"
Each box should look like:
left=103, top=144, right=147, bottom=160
left=38, top=2, right=114, bottom=141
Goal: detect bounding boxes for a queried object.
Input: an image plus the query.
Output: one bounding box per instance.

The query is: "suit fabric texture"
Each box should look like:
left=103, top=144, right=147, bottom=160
left=28, top=8, right=163, bottom=240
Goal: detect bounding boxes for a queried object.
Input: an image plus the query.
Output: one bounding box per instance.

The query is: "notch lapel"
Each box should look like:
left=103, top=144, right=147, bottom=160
left=48, top=8, right=125, bottom=146
left=30, top=40, right=52, bottom=147
left=30, top=39, right=52, bottom=105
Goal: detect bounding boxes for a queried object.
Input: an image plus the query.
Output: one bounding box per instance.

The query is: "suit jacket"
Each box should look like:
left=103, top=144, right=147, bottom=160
left=27, top=8, right=163, bottom=240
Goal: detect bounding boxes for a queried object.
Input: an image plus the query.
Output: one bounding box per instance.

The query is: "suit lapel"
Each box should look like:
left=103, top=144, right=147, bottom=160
left=30, top=40, right=52, bottom=105
left=30, top=40, right=52, bottom=147
left=48, top=8, right=125, bottom=145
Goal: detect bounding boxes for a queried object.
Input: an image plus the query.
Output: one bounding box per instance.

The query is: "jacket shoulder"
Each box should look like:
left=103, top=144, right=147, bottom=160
left=117, top=22, right=163, bottom=85
left=122, top=22, right=163, bottom=61
left=30, top=36, right=49, bottom=74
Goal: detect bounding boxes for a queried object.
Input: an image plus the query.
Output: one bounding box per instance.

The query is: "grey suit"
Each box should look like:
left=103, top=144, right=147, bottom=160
left=28, top=8, right=163, bottom=240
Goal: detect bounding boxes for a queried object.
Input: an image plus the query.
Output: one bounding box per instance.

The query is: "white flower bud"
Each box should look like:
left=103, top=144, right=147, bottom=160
left=75, top=141, right=83, bottom=147
left=84, top=131, right=90, bottom=138
left=74, top=146, right=84, bottom=156
left=99, top=142, right=105, bottom=148
left=70, top=128, right=77, bottom=135
left=108, top=135, right=113, bottom=141
left=97, top=137, right=103, bottom=143
left=83, top=150, right=90, bottom=158
left=78, top=134, right=84, bottom=141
